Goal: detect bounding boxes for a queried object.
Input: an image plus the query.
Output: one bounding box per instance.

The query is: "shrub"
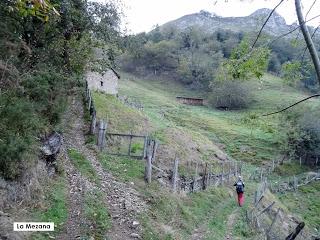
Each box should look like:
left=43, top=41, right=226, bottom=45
left=0, top=66, right=73, bottom=179
left=280, top=109, right=320, bottom=164
left=22, top=69, right=67, bottom=124
left=0, top=93, right=40, bottom=179
left=209, top=81, right=251, bottom=110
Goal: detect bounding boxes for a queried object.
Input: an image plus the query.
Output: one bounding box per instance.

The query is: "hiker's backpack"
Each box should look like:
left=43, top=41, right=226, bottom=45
left=236, top=181, right=244, bottom=193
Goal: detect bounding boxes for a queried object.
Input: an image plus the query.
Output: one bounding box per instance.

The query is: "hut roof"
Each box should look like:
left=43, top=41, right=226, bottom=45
left=110, top=67, right=120, bottom=79
left=176, top=96, right=204, bottom=101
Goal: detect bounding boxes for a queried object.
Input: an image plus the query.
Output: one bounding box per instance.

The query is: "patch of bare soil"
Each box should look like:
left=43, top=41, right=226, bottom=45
left=191, top=225, right=207, bottom=240
left=225, top=208, right=238, bottom=240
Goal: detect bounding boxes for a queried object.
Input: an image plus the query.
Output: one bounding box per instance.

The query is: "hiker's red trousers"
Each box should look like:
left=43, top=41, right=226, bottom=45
left=237, top=192, right=244, bottom=206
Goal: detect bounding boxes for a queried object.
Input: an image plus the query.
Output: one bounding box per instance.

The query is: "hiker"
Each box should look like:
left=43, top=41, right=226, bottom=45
left=234, top=176, right=245, bottom=207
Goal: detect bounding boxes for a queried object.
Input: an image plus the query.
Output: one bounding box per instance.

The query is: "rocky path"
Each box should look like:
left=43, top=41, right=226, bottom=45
left=225, top=208, right=238, bottom=240
left=59, top=96, right=146, bottom=239
left=191, top=225, right=207, bottom=240
left=56, top=98, right=91, bottom=240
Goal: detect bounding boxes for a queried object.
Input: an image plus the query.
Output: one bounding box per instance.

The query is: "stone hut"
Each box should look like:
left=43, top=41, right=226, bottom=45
left=176, top=96, right=204, bottom=106
left=86, top=68, right=120, bottom=95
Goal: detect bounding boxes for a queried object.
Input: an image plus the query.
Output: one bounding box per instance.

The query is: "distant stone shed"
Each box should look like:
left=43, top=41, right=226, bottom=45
left=176, top=96, right=204, bottom=106
left=86, top=68, right=120, bottom=95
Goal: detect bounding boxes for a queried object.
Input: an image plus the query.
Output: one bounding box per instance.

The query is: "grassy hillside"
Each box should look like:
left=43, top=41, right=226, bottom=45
left=278, top=181, right=320, bottom=233
left=91, top=72, right=320, bottom=239
left=118, top=73, right=318, bottom=165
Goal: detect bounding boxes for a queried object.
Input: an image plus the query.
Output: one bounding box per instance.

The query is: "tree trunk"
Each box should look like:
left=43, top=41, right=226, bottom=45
left=295, top=0, right=320, bottom=84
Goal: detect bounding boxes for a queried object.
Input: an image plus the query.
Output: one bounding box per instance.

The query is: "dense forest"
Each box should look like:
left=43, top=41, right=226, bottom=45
left=120, top=25, right=319, bottom=90
left=0, top=0, right=122, bottom=179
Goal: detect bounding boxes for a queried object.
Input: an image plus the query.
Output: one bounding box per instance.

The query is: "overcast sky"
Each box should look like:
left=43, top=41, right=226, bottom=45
left=116, top=0, right=320, bottom=34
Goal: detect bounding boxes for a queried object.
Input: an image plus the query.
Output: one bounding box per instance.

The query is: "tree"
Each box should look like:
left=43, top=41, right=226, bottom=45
left=265, top=0, right=320, bottom=115
left=15, top=0, right=59, bottom=21
left=281, top=61, right=302, bottom=86
left=143, top=40, right=179, bottom=74
left=295, top=0, right=320, bottom=84
left=215, top=39, right=270, bottom=82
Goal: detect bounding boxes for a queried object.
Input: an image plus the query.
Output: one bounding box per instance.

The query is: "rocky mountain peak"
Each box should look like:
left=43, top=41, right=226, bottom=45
left=160, top=8, right=291, bottom=37
left=249, top=8, right=287, bottom=26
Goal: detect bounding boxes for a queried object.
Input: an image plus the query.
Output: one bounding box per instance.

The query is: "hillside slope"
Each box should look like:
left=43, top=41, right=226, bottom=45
left=90, top=71, right=319, bottom=239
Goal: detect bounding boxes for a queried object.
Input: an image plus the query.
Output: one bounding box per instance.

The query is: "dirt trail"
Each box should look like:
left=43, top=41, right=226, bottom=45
left=59, top=96, right=146, bottom=239
left=191, top=225, right=207, bottom=240
left=225, top=208, right=238, bottom=240
left=57, top=98, right=92, bottom=240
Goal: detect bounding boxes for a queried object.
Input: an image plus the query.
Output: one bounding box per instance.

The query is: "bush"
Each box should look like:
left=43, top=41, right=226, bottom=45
left=209, top=81, right=251, bottom=110
left=22, top=69, right=68, bottom=125
left=0, top=67, right=73, bottom=179
left=0, top=93, right=40, bottom=179
left=280, top=109, right=320, bottom=164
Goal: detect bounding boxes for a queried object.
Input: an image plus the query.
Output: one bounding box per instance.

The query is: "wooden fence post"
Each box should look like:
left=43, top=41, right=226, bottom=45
left=89, top=100, right=94, bottom=116
left=145, top=152, right=152, bottom=184
left=207, top=165, right=210, bottom=187
left=88, top=90, right=92, bottom=110
left=266, top=208, right=280, bottom=239
left=85, top=81, right=89, bottom=99
left=195, top=162, right=198, bottom=176
left=256, top=201, right=275, bottom=217
left=152, top=141, right=158, bottom=162
left=293, top=176, right=298, bottom=191
left=220, top=162, right=224, bottom=185
left=97, top=120, right=107, bottom=151
left=202, top=163, right=208, bottom=190
left=208, top=164, right=213, bottom=186
left=172, top=158, right=179, bottom=192
left=227, top=163, right=231, bottom=183
left=128, top=133, right=133, bottom=156
left=90, top=110, right=96, bottom=134
left=191, top=177, right=195, bottom=193
left=285, top=222, right=305, bottom=240
left=102, top=121, right=107, bottom=151
left=143, top=136, right=148, bottom=159
left=254, top=190, right=258, bottom=205
left=272, top=159, right=275, bottom=171
left=299, top=156, right=302, bottom=166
